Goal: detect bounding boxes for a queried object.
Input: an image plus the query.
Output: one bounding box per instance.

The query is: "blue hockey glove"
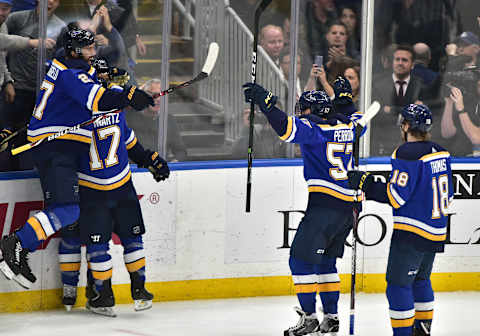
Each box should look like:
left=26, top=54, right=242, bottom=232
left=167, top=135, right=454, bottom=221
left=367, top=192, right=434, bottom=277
left=348, top=171, right=373, bottom=191
left=242, top=82, right=277, bottom=113
left=143, top=150, right=170, bottom=182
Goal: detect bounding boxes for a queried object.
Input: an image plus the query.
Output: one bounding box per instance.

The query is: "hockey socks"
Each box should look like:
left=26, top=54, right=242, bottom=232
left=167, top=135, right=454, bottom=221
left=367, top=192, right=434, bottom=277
left=122, top=236, right=146, bottom=279
left=413, top=279, right=434, bottom=334
left=16, top=204, right=79, bottom=252
left=59, top=237, right=81, bottom=286
left=87, top=243, right=113, bottom=292
left=289, top=256, right=340, bottom=315
left=387, top=284, right=415, bottom=336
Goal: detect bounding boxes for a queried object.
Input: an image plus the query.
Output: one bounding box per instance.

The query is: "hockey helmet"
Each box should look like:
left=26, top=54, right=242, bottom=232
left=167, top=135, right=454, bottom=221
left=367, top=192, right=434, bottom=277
left=333, top=76, right=353, bottom=105
left=297, top=90, right=333, bottom=117
left=401, top=104, right=433, bottom=132
left=65, top=28, right=95, bottom=56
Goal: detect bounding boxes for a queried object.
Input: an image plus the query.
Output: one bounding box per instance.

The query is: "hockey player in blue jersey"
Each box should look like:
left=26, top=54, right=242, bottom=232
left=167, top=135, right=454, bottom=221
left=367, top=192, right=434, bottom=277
left=243, top=82, right=363, bottom=336
left=59, top=57, right=169, bottom=316
left=348, top=104, right=453, bottom=336
left=0, top=27, right=155, bottom=289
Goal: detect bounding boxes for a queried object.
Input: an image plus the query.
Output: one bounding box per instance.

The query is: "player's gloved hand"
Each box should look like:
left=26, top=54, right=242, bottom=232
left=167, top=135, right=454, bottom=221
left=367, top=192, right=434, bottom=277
left=0, top=128, right=13, bottom=152
left=123, top=85, right=154, bottom=111
left=108, top=67, right=130, bottom=86
left=242, top=82, right=277, bottom=113
left=142, top=150, right=170, bottom=182
left=348, top=170, right=373, bottom=191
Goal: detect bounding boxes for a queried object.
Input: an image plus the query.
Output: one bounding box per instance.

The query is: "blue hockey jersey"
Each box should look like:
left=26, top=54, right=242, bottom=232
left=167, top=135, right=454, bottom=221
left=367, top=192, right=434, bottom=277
left=277, top=111, right=364, bottom=210
left=27, top=57, right=113, bottom=145
left=387, top=142, right=453, bottom=251
left=77, top=108, right=137, bottom=193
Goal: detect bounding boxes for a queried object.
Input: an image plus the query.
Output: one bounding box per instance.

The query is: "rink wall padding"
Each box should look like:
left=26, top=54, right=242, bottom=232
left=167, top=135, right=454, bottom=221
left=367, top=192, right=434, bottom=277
left=0, top=159, right=479, bottom=313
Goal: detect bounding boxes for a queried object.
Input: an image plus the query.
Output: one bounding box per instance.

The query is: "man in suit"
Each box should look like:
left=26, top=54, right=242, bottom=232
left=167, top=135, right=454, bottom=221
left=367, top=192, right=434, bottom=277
left=371, top=44, right=425, bottom=156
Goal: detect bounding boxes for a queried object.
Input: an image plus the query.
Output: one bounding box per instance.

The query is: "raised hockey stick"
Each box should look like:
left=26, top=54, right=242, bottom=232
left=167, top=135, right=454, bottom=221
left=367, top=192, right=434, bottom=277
left=152, top=42, right=219, bottom=98
left=246, top=0, right=272, bottom=213
left=11, top=114, right=112, bottom=156
left=349, top=100, right=380, bottom=335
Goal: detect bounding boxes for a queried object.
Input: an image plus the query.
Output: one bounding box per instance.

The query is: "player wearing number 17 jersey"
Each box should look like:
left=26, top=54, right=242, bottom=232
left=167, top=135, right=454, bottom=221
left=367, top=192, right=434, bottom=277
left=348, top=104, right=453, bottom=336
left=0, top=28, right=154, bottom=289
left=243, top=82, right=363, bottom=336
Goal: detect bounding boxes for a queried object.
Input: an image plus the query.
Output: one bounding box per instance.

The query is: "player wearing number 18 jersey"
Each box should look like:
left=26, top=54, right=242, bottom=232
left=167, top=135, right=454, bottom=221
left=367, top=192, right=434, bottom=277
left=243, top=82, right=363, bottom=336
left=348, top=104, right=453, bottom=336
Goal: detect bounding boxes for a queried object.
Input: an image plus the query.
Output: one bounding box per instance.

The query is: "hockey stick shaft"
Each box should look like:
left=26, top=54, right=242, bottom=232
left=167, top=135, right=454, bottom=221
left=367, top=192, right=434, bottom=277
left=246, top=0, right=272, bottom=213
left=349, top=101, right=380, bottom=335
left=11, top=114, right=111, bottom=156
left=152, top=42, right=219, bottom=98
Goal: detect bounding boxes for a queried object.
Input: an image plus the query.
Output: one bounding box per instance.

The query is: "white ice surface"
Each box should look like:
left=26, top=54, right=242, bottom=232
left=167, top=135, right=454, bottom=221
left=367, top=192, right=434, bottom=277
left=0, top=292, right=478, bottom=336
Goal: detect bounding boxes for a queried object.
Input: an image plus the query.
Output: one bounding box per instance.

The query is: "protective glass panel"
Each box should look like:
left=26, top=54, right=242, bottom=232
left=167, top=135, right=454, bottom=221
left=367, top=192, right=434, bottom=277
left=371, top=0, right=480, bottom=158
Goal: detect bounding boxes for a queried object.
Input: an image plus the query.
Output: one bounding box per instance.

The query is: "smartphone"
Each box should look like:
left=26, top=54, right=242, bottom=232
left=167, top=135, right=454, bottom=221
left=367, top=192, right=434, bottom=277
left=314, top=55, right=323, bottom=67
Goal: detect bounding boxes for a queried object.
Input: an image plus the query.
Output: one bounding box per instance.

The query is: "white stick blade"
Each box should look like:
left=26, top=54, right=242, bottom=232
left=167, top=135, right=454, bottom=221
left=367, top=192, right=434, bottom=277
left=357, top=101, right=380, bottom=127
left=201, top=42, right=219, bottom=75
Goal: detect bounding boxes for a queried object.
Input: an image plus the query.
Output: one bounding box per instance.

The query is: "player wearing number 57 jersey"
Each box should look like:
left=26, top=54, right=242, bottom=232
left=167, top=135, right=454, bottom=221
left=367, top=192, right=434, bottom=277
left=348, top=104, right=453, bottom=336
left=243, top=83, right=363, bottom=336
left=0, top=28, right=154, bottom=289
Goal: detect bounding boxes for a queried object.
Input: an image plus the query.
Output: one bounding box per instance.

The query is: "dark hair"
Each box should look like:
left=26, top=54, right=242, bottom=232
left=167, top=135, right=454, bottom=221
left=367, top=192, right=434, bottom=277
left=394, top=44, right=415, bottom=62
left=279, top=47, right=303, bottom=63
left=327, top=21, right=348, bottom=34
left=327, top=55, right=356, bottom=83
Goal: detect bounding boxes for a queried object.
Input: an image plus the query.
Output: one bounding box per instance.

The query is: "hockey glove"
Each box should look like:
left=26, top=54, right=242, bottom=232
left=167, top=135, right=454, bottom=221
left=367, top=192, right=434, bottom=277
left=242, top=82, right=277, bottom=113
left=123, top=86, right=154, bottom=111
left=348, top=171, right=373, bottom=192
left=142, top=150, right=170, bottom=182
left=0, top=128, right=13, bottom=152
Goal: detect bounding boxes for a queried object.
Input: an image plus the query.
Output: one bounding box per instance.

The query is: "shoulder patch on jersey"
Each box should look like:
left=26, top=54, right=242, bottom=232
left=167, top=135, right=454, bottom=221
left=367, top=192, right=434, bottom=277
left=47, top=65, right=60, bottom=80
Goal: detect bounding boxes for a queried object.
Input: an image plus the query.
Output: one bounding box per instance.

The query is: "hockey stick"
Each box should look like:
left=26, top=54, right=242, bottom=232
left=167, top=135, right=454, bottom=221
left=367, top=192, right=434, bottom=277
left=11, top=114, right=112, bottom=156
left=246, top=0, right=272, bottom=213
left=152, top=42, right=219, bottom=99
left=349, top=100, right=380, bottom=335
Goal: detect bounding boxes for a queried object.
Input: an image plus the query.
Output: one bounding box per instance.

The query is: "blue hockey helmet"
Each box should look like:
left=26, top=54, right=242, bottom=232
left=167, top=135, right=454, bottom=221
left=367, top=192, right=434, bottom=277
left=297, top=90, right=333, bottom=117
left=333, top=76, right=353, bottom=105
left=65, top=28, right=95, bottom=56
left=401, top=104, right=433, bottom=132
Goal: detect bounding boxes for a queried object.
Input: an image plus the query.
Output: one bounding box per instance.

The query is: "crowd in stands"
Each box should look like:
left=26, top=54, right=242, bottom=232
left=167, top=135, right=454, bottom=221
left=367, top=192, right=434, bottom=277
left=234, top=0, right=480, bottom=159
left=1, top=0, right=480, bottom=169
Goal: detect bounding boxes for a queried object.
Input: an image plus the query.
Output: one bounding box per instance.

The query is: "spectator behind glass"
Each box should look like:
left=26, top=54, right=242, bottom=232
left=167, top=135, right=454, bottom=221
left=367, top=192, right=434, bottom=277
left=455, top=31, right=480, bottom=67
left=371, top=44, right=426, bottom=156
left=339, top=5, right=360, bottom=55
left=412, top=42, right=438, bottom=86
left=321, top=22, right=359, bottom=70
left=376, top=0, right=463, bottom=72
left=125, top=78, right=187, bottom=162
left=441, top=75, right=480, bottom=157
left=259, top=24, right=284, bottom=66
left=304, top=0, right=337, bottom=59
left=0, top=0, right=65, bottom=171
left=230, top=104, right=286, bottom=160
left=344, top=64, right=360, bottom=108
left=279, top=48, right=305, bottom=100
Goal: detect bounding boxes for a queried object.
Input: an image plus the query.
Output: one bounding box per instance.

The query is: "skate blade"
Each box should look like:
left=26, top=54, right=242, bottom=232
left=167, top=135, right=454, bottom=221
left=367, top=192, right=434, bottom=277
left=134, top=299, right=152, bottom=311
left=0, top=260, right=15, bottom=280
left=64, top=305, right=73, bottom=312
left=86, top=302, right=117, bottom=317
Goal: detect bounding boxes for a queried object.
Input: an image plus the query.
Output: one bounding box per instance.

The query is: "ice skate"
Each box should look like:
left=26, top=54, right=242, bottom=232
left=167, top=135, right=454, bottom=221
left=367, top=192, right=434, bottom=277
left=0, top=234, right=36, bottom=288
left=284, top=307, right=320, bottom=336
left=318, top=313, right=339, bottom=334
left=413, top=321, right=431, bottom=335
left=62, top=284, right=77, bottom=311
left=131, top=271, right=154, bottom=311
left=86, top=279, right=116, bottom=317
